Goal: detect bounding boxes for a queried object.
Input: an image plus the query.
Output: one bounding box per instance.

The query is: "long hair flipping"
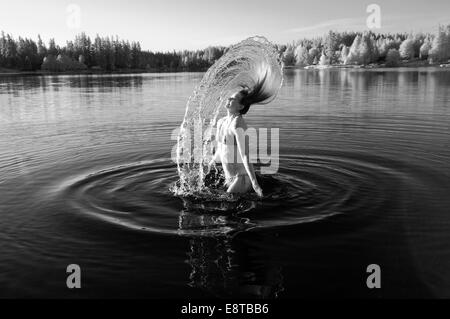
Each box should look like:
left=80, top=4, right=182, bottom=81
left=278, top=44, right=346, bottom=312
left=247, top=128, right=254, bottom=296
left=175, top=36, right=283, bottom=194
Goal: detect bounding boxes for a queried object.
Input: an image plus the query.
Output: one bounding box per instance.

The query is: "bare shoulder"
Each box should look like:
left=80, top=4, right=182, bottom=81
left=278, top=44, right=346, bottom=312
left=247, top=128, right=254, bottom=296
left=217, top=116, right=226, bottom=127
left=231, top=115, right=247, bottom=131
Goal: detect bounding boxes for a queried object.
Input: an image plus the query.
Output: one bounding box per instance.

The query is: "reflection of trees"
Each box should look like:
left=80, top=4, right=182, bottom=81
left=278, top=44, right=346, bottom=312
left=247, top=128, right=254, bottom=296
left=67, top=75, right=144, bottom=89
left=179, top=211, right=284, bottom=298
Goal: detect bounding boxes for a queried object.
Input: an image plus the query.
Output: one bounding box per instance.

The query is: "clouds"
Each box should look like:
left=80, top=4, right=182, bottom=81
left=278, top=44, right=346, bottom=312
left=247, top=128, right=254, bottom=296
left=284, top=17, right=366, bottom=34
left=283, top=13, right=450, bottom=39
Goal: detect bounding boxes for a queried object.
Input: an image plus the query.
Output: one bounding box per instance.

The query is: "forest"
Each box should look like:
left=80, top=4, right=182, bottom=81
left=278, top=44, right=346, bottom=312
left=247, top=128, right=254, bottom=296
left=280, top=24, right=450, bottom=67
left=0, top=32, right=226, bottom=72
left=1, top=24, right=449, bottom=73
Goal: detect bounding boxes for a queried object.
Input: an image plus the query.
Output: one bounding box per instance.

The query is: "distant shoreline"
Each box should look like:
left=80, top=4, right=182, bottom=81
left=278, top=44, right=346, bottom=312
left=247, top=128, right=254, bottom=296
left=1, top=63, right=450, bottom=77
left=284, top=61, right=450, bottom=70
left=0, top=68, right=209, bottom=77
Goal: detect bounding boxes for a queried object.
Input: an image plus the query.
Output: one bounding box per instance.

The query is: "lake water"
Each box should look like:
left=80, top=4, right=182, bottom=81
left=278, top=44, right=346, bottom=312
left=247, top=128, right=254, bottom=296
left=0, top=68, right=449, bottom=298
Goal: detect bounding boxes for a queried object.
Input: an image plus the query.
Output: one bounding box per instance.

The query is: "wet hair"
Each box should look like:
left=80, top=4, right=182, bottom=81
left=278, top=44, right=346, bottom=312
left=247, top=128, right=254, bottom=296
left=237, top=70, right=271, bottom=115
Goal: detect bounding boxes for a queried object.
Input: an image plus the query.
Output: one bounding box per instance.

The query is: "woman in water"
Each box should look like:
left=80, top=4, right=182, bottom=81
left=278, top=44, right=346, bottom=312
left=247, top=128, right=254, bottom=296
left=208, top=85, right=268, bottom=197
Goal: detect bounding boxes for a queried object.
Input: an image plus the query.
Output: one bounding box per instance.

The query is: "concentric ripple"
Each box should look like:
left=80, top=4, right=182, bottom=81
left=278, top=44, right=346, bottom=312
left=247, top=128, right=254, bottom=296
left=53, top=150, right=411, bottom=237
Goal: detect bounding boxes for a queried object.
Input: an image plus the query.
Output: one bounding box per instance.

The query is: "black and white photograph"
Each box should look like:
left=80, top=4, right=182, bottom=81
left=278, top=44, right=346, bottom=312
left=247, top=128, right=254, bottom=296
left=1, top=0, right=450, bottom=307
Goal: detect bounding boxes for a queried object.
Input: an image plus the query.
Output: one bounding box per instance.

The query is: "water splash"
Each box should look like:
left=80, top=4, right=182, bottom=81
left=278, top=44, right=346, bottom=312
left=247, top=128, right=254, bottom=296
left=174, top=36, right=284, bottom=195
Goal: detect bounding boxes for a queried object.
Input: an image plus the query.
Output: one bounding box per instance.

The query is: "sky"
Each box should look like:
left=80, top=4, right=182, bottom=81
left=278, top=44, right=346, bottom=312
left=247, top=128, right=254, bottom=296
left=1, top=0, right=450, bottom=51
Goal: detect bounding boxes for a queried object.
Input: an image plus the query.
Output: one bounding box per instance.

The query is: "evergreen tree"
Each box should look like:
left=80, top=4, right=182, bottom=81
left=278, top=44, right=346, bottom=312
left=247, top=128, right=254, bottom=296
left=386, top=49, right=401, bottom=66
left=340, top=45, right=349, bottom=64
left=324, top=31, right=339, bottom=64
left=131, top=41, right=141, bottom=69
left=318, top=51, right=330, bottom=66
left=345, top=34, right=362, bottom=64
left=48, top=38, right=58, bottom=56
left=399, top=37, right=416, bottom=59
left=37, top=35, right=47, bottom=61
left=282, top=45, right=295, bottom=66
left=419, top=38, right=432, bottom=60
left=294, top=44, right=311, bottom=66
left=429, top=25, right=450, bottom=63
left=308, top=47, right=320, bottom=65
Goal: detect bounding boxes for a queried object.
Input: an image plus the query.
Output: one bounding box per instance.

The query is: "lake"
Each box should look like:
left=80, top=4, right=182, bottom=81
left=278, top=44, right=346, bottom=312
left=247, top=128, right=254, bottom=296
left=0, top=68, right=449, bottom=298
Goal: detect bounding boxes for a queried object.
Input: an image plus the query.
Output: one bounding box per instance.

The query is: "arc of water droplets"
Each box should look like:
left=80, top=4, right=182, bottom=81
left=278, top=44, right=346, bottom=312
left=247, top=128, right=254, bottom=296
left=175, top=36, right=284, bottom=195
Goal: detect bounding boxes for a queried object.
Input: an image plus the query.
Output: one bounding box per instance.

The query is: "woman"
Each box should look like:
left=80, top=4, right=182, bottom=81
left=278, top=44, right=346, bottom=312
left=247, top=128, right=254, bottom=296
left=208, top=88, right=264, bottom=197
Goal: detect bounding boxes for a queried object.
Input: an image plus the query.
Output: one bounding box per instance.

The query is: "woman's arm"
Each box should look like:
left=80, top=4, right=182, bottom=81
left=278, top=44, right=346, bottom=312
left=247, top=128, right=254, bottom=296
left=232, top=118, right=263, bottom=197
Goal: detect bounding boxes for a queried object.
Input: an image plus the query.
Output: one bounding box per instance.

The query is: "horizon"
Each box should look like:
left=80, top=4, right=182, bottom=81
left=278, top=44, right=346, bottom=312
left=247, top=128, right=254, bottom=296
left=1, top=0, right=450, bottom=52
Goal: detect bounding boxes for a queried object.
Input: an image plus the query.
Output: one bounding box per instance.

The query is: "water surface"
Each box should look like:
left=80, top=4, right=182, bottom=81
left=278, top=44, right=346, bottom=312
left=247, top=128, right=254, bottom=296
left=0, top=68, right=449, bottom=298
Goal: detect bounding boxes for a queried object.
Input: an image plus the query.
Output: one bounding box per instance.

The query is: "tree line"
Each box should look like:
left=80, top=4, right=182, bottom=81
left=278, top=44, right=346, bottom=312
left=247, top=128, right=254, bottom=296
left=280, top=24, right=450, bottom=67
left=0, top=32, right=226, bottom=72
left=1, top=24, right=450, bottom=73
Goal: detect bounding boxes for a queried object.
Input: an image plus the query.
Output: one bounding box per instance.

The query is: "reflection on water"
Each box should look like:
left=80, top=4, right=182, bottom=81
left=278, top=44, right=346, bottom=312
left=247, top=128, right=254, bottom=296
left=179, top=197, right=283, bottom=298
left=184, top=234, right=283, bottom=298
left=0, top=68, right=450, bottom=298
left=280, top=68, right=450, bottom=116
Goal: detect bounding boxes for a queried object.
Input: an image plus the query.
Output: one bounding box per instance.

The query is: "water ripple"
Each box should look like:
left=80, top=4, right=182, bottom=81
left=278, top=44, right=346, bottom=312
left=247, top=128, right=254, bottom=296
left=50, top=150, right=421, bottom=237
